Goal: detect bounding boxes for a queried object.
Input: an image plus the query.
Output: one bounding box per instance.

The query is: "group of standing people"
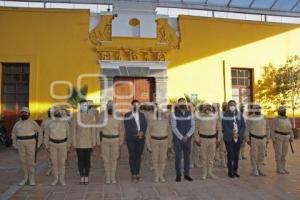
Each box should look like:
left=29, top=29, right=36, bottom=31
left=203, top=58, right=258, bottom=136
left=11, top=98, right=294, bottom=186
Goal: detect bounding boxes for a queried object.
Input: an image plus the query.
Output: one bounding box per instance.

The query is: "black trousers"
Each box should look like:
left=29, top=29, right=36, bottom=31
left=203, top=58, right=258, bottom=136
left=225, top=139, right=241, bottom=175
left=127, top=139, right=145, bottom=175
left=76, top=148, right=92, bottom=177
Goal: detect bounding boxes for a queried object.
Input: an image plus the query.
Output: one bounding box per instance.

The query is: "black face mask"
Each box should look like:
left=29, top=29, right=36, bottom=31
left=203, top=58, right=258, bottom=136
left=279, top=111, right=286, bottom=117
left=107, top=108, right=113, bottom=115
left=54, top=113, right=61, bottom=118
left=132, top=106, right=138, bottom=112
left=21, top=115, right=29, bottom=121
left=179, top=105, right=187, bottom=110
left=255, top=111, right=261, bottom=115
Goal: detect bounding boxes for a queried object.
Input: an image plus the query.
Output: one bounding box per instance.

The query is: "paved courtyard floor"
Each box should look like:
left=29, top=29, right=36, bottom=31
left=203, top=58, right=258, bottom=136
left=0, top=140, right=299, bottom=200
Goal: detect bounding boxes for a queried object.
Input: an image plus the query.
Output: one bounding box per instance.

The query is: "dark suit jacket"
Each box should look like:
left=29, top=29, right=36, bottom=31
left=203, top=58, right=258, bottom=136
left=124, top=111, right=147, bottom=141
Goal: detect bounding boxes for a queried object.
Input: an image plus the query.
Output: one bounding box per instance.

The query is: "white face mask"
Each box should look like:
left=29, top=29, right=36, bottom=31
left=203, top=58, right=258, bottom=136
left=80, top=104, right=88, bottom=112
left=229, top=106, right=236, bottom=112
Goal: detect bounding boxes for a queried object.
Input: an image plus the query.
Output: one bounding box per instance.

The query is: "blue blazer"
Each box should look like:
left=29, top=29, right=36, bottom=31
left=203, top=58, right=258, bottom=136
left=222, top=111, right=246, bottom=142
left=124, top=111, right=147, bottom=141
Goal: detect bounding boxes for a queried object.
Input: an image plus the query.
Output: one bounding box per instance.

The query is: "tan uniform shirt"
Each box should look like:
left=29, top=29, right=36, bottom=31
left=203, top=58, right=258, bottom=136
left=41, top=118, right=53, bottom=141
left=96, top=111, right=124, bottom=145
left=44, top=119, right=71, bottom=148
left=271, top=116, right=294, bottom=140
left=11, top=119, right=42, bottom=147
left=194, top=112, right=222, bottom=142
left=245, top=114, right=270, bottom=142
left=72, top=112, right=96, bottom=148
left=146, top=115, right=173, bottom=149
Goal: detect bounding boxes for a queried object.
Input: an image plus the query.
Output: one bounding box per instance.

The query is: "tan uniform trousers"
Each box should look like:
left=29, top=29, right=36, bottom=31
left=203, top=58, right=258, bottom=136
left=200, top=138, right=216, bottom=169
left=101, top=138, right=120, bottom=180
left=274, top=135, right=290, bottom=171
left=250, top=138, right=266, bottom=167
left=191, top=140, right=201, bottom=168
left=215, top=140, right=226, bottom=166
left=17, top=139, right=36, bottom=179
left=150, top=139, right=168, bottom=178
left=49, top=142, right=67, bottom=179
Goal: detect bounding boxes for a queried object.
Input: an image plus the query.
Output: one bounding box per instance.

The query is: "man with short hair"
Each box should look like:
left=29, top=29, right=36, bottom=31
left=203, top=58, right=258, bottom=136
left=171, top=98, right=195, bottom=182
left=124, top=99, right=148, bottom=182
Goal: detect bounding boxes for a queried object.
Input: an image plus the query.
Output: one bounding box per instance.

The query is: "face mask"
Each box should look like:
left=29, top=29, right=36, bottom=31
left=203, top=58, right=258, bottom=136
left=229, top=106, right=236, bottom=112
left=54, top=112, right=61, bottom=118
left=179, top=105, right=187, bottom=110
left=132, top=105, right=138, bottom=112
left=21, top=114, right=29, bottom=121
left=107, top=108, right=113, bottom=115
left=255, top=111, right=261, bottom=115
left=279, top=111, right=286, bottom=117
left=80, top=104, right=88, bottom=112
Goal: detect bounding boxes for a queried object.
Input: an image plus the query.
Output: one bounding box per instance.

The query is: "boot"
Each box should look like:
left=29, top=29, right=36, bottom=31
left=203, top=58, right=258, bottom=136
left=104, top=163, right=111, bottom=184
left=18, top=170, right=28, bottom=186
left=208, top=167, right=218, bottom=179
left=59, top=167, right=66, bottom=186
left=282, top=160, right=289, bottom=174
left=201, top=168, right=207, bottom=180
left=111, top=161, right=117, bottom=184
left=160, top=176, right=166, bottom=183
left=154, top=176, right=159, bottom=182
left=29, top=174, right=36, bottom=186
left=252, top=165, right=259, bottom=176
left=51, top=175, right=59, bottom=186
left=258, top=164, right=266, bottom=176
left=276, top=162, right=284, bottom=174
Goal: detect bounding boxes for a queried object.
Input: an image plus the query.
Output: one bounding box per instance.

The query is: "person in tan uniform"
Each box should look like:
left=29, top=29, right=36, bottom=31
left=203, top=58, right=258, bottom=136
left=194, top=104, right=222, bottom=180
left=146, top=108, right=172, bottom=182
left=41, top=108, right=53, bottom=176
left=72, top=100, right=96, bottom=184
left=213, top=103, right=227, bottom=168
left=191, top=104, right=203, bottom=169
left=97, top=101, right=124, bottom=184
left=245, top=104, right=270, bottom=176
left=239, top=104, right=248, bottom=160
left=44, top=108, right=71, bottom=186
left=271, top=106, right=294, bottom=174
left=11, top=107, right=42, bottom=186
left=141, top=104, right=154, bottom=170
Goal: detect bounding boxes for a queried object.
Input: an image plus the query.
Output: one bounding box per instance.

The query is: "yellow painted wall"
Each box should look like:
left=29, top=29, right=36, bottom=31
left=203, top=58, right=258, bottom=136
left=167, top=16, right=300, bottom=105
left=1, top=8, right=300, bottom=120
left=0, top=8, right=99, bottom=119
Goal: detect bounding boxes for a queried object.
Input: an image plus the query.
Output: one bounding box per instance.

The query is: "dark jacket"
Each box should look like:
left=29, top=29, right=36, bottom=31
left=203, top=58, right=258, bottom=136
left=124, top=111, right=147, bottom=141
left=222, top=111, right=246, bottom=142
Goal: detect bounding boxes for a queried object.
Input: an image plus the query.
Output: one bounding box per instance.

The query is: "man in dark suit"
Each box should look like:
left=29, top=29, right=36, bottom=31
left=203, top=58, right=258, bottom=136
left=124, top=99, right=147, bottom=182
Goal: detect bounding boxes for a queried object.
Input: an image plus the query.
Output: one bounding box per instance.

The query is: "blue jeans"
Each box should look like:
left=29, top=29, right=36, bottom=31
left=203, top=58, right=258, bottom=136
left=225, top=139, right=242, bottom=175
left=174, top=137, right=192, bottom=177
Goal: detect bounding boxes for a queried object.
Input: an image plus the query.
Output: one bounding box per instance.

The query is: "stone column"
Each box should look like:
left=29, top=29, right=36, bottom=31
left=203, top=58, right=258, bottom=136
left=100, top=76, right=114, bottom=110
left=155, top=76, right=168, bottom=108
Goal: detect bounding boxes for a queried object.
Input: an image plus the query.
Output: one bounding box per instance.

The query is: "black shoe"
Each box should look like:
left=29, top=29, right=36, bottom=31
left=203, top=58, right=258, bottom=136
left=234, top=173, right=240, bottom=178
left=175, top=176, right=181, bottom=182
left=228, top=173, right=234, bottom=178
left=184, top=176, right=193, bottom=181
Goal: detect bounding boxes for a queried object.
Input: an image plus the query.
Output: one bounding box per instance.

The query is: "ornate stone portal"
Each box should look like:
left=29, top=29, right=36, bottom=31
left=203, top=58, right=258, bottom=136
left=89, top=2, right=180, bottom=109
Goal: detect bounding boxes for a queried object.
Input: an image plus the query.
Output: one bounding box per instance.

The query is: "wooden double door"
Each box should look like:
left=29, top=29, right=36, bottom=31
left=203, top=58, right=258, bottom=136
left=113, top=77, right=155, bottom=112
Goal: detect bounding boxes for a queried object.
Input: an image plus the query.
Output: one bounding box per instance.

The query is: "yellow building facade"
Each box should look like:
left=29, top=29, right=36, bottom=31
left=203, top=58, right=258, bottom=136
left=0, top=5, right=300, bottom=125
